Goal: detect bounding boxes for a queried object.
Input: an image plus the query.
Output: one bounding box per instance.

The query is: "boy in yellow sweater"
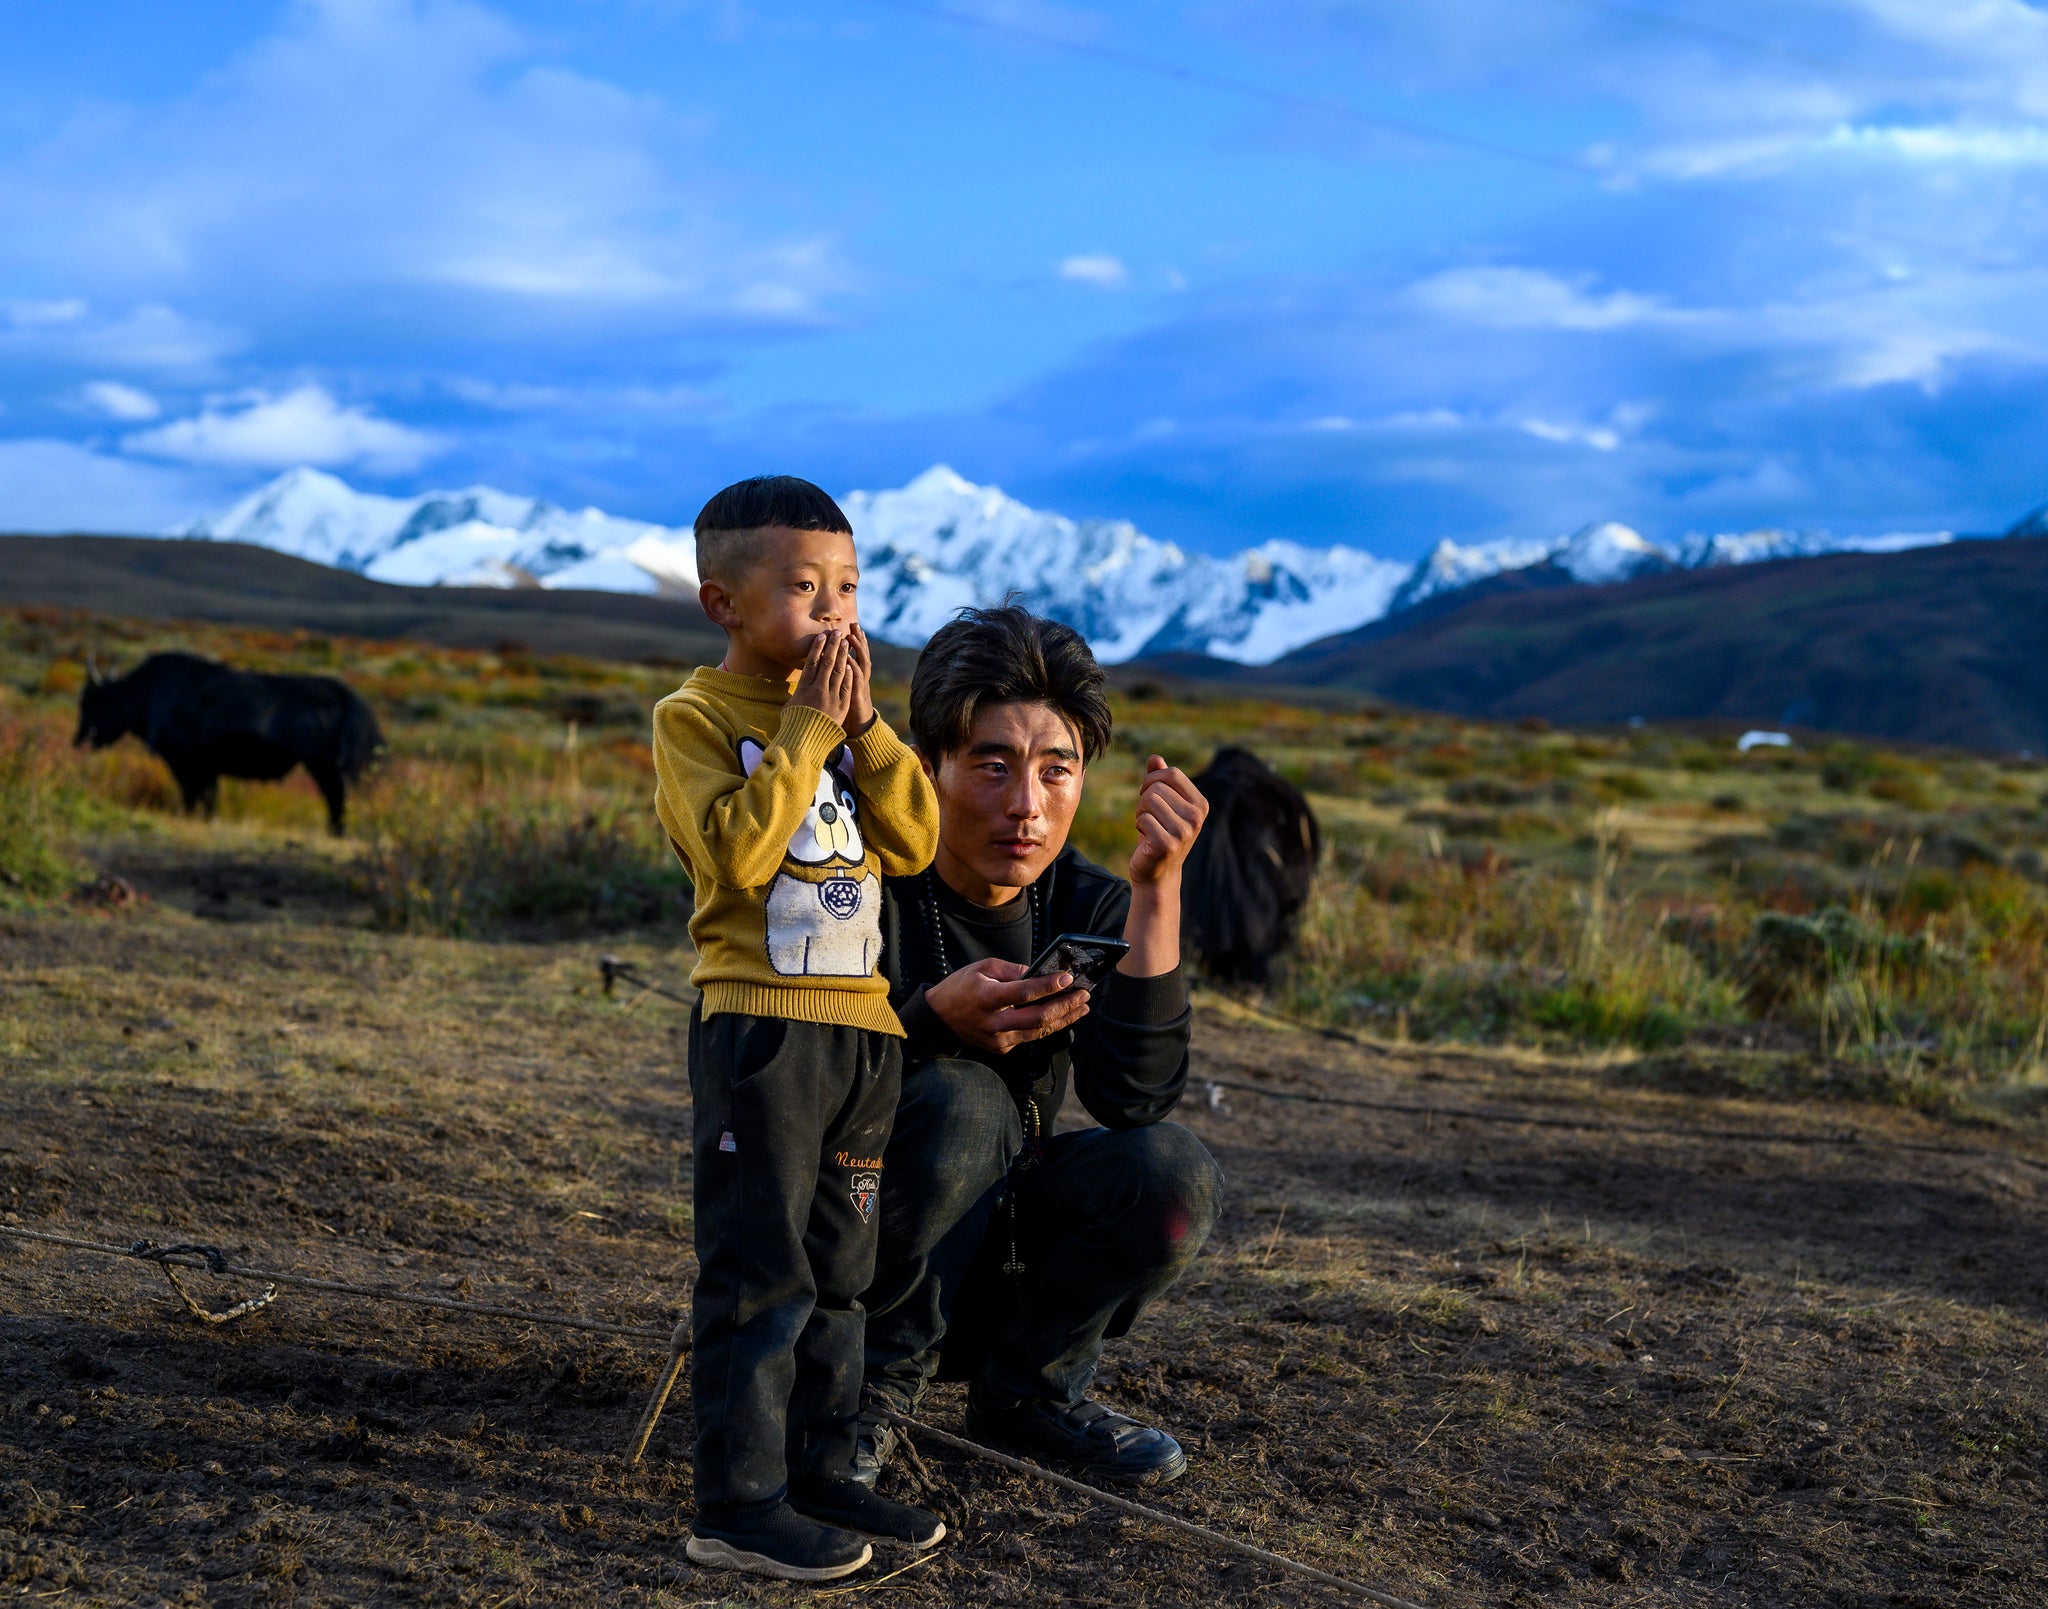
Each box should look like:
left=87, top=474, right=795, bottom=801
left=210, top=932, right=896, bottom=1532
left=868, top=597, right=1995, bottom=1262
left=653, top=476, right=944, bottom=1582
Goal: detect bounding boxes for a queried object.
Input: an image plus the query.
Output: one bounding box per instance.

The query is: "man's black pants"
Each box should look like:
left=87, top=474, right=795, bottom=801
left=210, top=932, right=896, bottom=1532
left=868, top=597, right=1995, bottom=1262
left=862, top=1057, right=1221, bottom=1412
left=688, top=1007, right=901, bottom=1516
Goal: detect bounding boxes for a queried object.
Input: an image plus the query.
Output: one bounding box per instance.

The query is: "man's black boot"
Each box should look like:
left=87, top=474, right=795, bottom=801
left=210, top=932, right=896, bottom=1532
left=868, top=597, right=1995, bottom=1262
left=686, top=1501, right=872, bottom=1581
left=964, top=1384, right=1189, bottom=1485
left=789, top=1476, right=947, bottom=1548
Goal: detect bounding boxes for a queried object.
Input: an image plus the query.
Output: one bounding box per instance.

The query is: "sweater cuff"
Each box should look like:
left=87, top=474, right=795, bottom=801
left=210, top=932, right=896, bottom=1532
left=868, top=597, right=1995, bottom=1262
left=775, top=702, right=849, bottom=769
left=1097, top=964, right=1188, bottom=1024
left=897, top=986, right=959, bottom=1063
left=848, top=715, right=914, bottom=777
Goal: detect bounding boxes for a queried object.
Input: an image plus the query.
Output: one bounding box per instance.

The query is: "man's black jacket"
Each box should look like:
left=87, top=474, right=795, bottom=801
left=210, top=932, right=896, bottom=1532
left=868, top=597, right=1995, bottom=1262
left=881, top=846, right=1191, bottom=1131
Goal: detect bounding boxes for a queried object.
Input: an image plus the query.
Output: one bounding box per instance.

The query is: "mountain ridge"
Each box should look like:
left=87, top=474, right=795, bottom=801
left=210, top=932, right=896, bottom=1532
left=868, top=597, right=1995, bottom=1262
left=176, top=464, right=2026, bottom=666
left=1137, top=534, right=2048, bottom=752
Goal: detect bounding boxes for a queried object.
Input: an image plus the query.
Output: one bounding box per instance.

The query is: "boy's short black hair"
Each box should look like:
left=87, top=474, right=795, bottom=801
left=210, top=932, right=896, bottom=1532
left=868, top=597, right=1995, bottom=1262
left=910, top=604, right=1113, bottom=764
left=694, top=475, right=853, bottom=585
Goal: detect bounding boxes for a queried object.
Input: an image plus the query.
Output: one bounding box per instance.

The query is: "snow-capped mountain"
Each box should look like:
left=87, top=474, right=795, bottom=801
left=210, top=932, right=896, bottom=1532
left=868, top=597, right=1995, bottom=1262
left=1676, top=527, right=1954, bottom=567
left=841, top=467, right=1408, bottom=663
left=184, top=467, right=699, bottom=597
left=179, top=464, right=1968, bottom=667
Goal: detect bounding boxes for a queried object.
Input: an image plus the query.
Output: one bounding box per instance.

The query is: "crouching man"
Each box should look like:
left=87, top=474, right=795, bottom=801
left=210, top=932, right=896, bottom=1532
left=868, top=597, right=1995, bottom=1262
left=855, top=604, right=1222, bottom=1487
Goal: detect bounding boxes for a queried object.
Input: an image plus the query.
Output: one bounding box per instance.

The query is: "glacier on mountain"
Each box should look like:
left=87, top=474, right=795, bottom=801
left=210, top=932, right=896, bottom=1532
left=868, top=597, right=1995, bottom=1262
left=840, top=467, right=1408, bottom=664
left=185, top=467, right=694, bottom=598
left=179, top=464, right=1966, bottom=666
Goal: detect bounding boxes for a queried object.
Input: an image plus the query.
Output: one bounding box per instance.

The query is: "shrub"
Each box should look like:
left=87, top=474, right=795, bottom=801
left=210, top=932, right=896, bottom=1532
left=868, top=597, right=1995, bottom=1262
left=0, top=720, right=82, bottom=900
left=1446, top=777, right=1534, bottom=807
left=1279, top=850, right=1738, bottom=1051
left=1869, top=771, right=1935, bottom=809
left=1593, top=768, right=1655, bottom=802
left=1740, top=907, right=1947, bottom=998
left=354, top=763, right=692, bottom=936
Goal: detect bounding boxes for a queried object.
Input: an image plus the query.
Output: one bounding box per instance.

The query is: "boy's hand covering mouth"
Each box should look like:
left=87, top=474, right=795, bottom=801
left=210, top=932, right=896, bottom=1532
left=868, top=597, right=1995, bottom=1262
left=844, top=625, right=877, bottom=736
left=789, top=629, right=857, bottom=730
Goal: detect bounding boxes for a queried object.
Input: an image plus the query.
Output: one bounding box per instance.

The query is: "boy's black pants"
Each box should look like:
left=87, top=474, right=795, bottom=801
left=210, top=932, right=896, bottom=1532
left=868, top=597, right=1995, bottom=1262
left=688, top=1006, right=901, bottom=1516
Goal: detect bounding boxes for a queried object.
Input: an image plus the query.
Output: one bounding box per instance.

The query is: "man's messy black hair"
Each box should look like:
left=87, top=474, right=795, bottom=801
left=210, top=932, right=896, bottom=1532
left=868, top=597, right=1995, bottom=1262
left=693, top=475, right=852, bottom=584
left=909, top=603, right=1113, bottom=764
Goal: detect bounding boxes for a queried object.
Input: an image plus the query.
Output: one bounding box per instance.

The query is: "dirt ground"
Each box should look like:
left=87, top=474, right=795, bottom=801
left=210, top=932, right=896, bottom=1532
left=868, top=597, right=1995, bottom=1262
left=4, top=840, right=2046, bottom=1607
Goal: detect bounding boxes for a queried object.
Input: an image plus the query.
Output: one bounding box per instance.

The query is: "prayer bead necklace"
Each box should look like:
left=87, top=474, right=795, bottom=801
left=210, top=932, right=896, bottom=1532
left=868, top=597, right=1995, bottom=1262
left=920, top=867, right=1043, bottom=982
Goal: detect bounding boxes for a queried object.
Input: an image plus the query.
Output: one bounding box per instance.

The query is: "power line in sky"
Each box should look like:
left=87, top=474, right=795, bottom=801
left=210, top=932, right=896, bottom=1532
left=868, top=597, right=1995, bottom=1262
left=855, top=0, right=1929, bottom=262
left=857, top=0, right=1602, bottom=180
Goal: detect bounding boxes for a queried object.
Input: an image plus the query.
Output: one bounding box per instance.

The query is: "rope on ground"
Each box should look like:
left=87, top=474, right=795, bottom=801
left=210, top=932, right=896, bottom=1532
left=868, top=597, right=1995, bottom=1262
left=888, top=1411, right=1428, bottom=1609
left=130, top=1242, right=281, bottom=1324
left=1200, top=1077, right=2048, bottom=1172
left=0, top=1220, right=1413, bottom=1605
left=3, top=1222, right=694, bottom=1461
left=0, top=1224, right=676, bottom=1342
left=624, top=1320, right=693, bottom=1466
left=598, top=955, right=699, bottom=1009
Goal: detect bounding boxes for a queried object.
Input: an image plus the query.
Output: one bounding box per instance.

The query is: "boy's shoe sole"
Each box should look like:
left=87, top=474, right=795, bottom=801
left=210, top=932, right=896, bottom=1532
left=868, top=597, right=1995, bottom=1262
left=839, top=1515, right=946, bottom=1549
left=788, top=1477, right=949, bottom=1549
left=685, top=1534, right=872, bottom=1581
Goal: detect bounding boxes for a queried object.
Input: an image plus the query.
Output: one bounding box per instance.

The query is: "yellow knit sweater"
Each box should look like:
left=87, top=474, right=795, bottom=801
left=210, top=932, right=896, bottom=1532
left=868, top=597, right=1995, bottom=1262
left=652, top=666, right=939, bottom=1034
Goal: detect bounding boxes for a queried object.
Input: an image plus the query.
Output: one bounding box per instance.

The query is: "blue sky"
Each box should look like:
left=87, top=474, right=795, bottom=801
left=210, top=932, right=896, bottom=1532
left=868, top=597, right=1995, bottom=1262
left=3, top=0, right=2047, bottom=556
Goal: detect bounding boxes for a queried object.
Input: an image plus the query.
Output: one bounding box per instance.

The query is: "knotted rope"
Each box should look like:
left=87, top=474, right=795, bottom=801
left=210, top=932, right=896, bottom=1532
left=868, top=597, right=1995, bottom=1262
left=3, top=1219, right=1428, bottom=1605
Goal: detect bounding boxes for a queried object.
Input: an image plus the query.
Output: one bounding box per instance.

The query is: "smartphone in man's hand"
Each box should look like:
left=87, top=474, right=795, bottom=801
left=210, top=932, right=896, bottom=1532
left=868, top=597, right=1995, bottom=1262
left=1023, top=932, right=1131, bottom=995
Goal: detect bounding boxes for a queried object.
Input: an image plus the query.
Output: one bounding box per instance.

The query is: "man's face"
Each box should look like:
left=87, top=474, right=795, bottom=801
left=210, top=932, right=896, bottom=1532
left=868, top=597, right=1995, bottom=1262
left=926, top=701, right=1086, bottom=898
left=705, top=526, right=861, bottom=674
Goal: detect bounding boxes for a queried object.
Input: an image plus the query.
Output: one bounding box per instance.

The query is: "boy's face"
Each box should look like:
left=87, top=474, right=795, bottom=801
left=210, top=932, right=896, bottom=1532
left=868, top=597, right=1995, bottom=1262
left=700, top=526, right=861, bottom=676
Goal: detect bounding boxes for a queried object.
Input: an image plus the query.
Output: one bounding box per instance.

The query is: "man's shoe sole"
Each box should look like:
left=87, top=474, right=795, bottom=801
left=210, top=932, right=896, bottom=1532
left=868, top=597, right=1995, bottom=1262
left=1080, top=1447, right=1187, bottom=1487
left=685, top=1535, right=871, bottom=1581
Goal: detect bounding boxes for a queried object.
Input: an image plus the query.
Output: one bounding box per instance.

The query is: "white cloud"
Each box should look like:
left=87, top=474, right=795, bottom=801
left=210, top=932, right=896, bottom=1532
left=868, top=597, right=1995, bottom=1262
left=125, top=385, right=442, bottom=472
left=1769, top=291, right=2019, bottom=390
left=445, top=375, right=716, bottom=414
left=1302, top=408, right=1470, bottom=433
left=7, top=299, right=89, bottom=329
left=1407, top=267, right=1672, bottom=330
left=1843, top=0, right=2048, bottom=119
left=1520, top=417, right=1621, bottom=451
left=80, top=381, right=161, bottom=421
left=0, top=300, right=231, bottom=373
left=1059, top=254, right=1130, bottom=288
left=1639, top=120, right=2048, bottom=180
left=0, top=0, right=844, bottom=327
left=1827, top=122, right=2048, bottom=165
left=0, top=438, right=219, bottom=533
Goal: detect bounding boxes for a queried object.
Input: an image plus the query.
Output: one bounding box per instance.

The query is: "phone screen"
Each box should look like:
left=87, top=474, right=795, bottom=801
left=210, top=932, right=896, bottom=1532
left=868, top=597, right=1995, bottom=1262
left=1024, top=933, right=1131, bottom=993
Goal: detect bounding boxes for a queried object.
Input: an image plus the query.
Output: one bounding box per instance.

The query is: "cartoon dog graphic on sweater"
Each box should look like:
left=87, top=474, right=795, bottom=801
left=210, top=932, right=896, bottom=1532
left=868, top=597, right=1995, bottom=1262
left=740, top=738, right=880, bottom=977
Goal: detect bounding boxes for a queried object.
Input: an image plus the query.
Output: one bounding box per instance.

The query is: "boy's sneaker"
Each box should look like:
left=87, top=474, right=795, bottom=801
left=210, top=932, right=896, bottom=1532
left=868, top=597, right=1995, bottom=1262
left=964, top=1384, right=1188, bottom=1486
left=850, top=1400, right=900, bottom=1488
left=686, top=1503, right=871, bottom=1582
left=790, top=1475, right=947, bottom=1549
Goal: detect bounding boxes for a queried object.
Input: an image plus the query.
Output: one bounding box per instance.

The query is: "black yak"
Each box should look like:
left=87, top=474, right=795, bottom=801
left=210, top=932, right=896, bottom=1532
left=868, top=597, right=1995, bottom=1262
left=75, top=652, right=383, bottom=835
left=1180, top=746, right=1321, bottom=986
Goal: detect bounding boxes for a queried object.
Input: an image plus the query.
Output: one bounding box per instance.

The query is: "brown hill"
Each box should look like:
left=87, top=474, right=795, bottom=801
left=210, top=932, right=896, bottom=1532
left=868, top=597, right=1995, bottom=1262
left=0, top=533, right=914, bottom=677
left=1144, top=535, right=2048, bottom=752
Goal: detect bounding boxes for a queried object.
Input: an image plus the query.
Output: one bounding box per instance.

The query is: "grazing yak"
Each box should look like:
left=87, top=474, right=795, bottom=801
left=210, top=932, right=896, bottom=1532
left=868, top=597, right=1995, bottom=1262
left=75, top=652, right=384, bottom=835
left=1180, top=746, right=1321, bottom=986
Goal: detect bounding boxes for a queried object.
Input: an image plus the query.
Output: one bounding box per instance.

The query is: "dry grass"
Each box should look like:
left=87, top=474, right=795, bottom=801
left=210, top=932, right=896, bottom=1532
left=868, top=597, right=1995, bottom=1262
left=6, top=603, right=2048, bottom=1096
left=3, top=601, right=2046, bottom=1602
left=3, top=905, right=2045, bottom=1605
